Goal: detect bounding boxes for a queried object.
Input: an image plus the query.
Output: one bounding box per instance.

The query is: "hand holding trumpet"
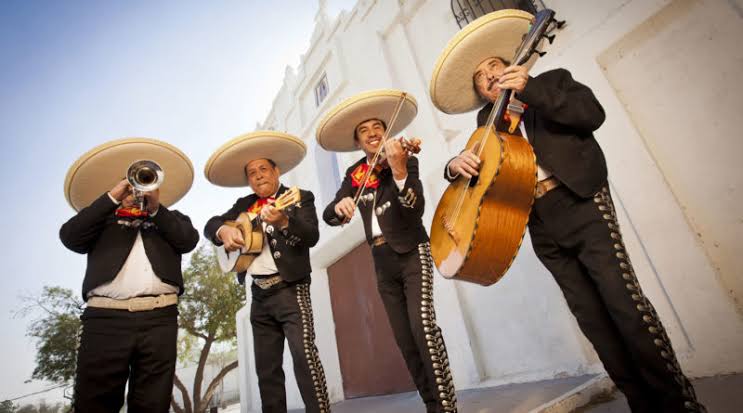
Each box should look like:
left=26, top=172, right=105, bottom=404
left=109, top=179, right=161, bottom=214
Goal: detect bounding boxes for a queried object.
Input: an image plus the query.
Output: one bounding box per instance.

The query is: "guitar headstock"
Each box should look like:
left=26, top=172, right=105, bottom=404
left=512, top=9, right=557, bottom=67
left=274, top=186, right=301, bottom=210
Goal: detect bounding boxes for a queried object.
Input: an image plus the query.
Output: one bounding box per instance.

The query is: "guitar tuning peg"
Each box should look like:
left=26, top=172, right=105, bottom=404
left=555, top=19, right=566, bottom=29
left=542, top=34, right=555, bottom=44
left=534, top=50, right=547, bottom=57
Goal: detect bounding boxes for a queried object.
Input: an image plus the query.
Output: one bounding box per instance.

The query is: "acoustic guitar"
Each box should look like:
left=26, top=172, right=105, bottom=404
left=216, top=187, right=301, bottom=273
left=430, top=9, right=557, bottom=285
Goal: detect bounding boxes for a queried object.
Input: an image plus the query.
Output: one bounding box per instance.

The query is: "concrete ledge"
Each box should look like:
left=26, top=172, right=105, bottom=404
left=530, top=374, right=615, bottom=413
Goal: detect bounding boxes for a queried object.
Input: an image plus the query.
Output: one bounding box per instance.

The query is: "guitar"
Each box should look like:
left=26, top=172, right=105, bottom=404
left=216, top=187, right=301, bottom=273
left=430, top=9, right=557, bottom=285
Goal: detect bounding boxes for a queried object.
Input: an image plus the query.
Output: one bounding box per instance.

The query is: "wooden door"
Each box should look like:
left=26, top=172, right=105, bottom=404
left=327, top=242, right=416, bottom=398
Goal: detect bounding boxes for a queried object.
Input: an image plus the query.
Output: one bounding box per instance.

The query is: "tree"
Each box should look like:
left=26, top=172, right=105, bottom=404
left=20, top=246, right=244, bottom=413
left=0, top=400, right=15, bottom=413
left=18, top=287, right=83, bottom=385
left=171, top=245, right=246, bottom=413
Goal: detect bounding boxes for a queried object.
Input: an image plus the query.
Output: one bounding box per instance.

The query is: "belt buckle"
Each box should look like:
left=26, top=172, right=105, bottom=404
left=127, top=297, right=155, bottom=312
left=254, top=275, right=280, bottom=290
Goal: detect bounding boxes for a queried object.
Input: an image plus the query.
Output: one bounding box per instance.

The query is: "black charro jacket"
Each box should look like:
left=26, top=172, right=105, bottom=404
left=446, top=68, right=608, bottom=199
left=323, top=156, right=428, bottom=254
left=59, top=193, right=200, bottom=300
left=204, top=185, right=319, bottom=285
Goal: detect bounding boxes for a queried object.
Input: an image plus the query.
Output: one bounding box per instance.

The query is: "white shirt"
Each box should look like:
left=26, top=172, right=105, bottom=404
left=370, top=175, right=407, bottom=237
left=87, top=194, right=178, bottom=299
left=519, top=121, right=553, bottom=181
left=245, top=221, right=279, bottom=276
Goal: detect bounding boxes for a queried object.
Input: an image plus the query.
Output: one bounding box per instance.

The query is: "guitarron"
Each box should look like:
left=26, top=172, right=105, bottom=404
left=430, top=9, right=558, bottom=285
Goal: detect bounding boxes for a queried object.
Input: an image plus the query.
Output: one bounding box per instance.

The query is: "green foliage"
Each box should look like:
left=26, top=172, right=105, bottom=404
left=0, top=400, right=15, bottom=413
left=19, top=287, right=83, bottom=384
left=179, top=245, right=246, bottom=342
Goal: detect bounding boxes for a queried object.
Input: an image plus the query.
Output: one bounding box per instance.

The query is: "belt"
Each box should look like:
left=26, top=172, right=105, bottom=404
left=87, top=294, right=178, bottom=312
left=253, top=274, right=283, bottom=290
left=371, top=235, right=387, bottom=247
left=535, top=177, right=562, bottom=199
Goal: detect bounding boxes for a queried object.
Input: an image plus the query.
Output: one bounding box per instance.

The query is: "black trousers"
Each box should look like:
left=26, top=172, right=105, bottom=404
left=372, top=242, right=457, bottom=413
left=529, top=184, right=705, bottom=413
left=250, top=281, right=330, bottom=413
left=73, top=305, right=178, bottom=413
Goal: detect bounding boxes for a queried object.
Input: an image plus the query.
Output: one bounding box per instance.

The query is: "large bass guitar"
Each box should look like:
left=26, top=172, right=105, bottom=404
left=430, top=9, right=558, bottom=285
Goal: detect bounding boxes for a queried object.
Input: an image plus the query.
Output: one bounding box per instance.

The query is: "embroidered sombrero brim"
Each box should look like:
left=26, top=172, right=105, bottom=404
left=204, top=131, right=306, bottom=187
left=64, top=138, right=194, bottom=211
left=316, top=89, right=418, bottom=152
left=430, top=9, right=536, bottom=114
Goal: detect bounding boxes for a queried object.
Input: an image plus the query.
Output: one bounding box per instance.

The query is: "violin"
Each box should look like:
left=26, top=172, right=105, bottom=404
left=376, top=136, right=422, bottom=169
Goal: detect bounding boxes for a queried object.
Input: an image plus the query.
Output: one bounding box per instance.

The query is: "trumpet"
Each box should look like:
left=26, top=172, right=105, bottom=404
left=127, top=160, right=164, bottom=210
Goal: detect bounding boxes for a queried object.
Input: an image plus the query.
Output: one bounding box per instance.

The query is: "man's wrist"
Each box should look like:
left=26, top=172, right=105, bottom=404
left=107, top=192, right=121, bottom=205
left=216, top=225, right=229, bottom=241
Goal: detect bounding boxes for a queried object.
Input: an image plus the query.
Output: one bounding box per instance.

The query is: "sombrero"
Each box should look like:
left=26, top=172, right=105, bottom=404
left=204, top=131, right=306, bottom=187
left=64, top=138, right=194, bottom=211
left=316, top=89, right=417, bottom=152
left=430, top=9, right=536, bottom=114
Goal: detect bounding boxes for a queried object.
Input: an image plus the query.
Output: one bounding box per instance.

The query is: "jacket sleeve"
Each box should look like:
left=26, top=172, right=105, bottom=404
left=59, top=193, right=119, bottom=254
left=516, top=68, right=606, bottom=133
left=278, top=190, right=319, bottom=248
left=150, top=207, right=199, bottom=254
left=443, top=156, right=459, bottom=183
left=204, top=198, right=245, bottom=246
left=322, top=168, right=355, bottom=227
left=394, top=157, right=425, bottom=220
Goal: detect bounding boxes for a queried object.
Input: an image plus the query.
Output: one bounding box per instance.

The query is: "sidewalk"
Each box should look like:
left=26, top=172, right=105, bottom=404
left=222, top=373, right=743, bottom=412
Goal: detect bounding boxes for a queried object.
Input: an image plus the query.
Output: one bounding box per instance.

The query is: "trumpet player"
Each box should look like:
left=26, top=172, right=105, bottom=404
left=59, top=138, right=199, bottom=412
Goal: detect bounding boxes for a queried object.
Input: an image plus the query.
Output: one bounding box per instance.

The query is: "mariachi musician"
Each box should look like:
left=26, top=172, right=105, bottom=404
left=318, top=90, right=457, bottom=413
left=430, top=9, right=705, bottom=413
left=60, top=138, right=199, bottom=412
left=203, top=131, right=330, bottom=413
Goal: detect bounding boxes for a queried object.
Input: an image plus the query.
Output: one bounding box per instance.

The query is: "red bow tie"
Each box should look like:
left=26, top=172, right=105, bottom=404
left=115, top=207, right=149, bottom=218
left=350, top=163, right=381, bottom=189
left=248, top=196, right=275, bottom=214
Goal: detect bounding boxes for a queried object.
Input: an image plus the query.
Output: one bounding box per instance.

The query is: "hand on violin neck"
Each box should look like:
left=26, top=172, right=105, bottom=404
left=383, top=138, right=408, bottom=180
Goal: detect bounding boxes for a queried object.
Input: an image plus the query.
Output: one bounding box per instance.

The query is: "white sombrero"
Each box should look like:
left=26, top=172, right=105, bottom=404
left=64, top=138, right=194, bottom=211
left=204, top=131, right=306, bottom=187
left=316, top=89, right=418, bottom=152
left=430, top=9, right=536, bottom=114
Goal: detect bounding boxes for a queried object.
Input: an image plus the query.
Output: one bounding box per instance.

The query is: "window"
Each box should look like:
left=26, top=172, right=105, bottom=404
left=314, top=73, right=329, bottom=107
left=451, top=0, right=543, bottom=28
left=315, top=142, right=341, bottom=207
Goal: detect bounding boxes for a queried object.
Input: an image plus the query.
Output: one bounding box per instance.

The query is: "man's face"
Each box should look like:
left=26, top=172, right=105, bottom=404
left=245, top=159, right=281, bottom=198
left=354, top=119, right=386, bottom=157
left=473, top=57, right=508, bottom=103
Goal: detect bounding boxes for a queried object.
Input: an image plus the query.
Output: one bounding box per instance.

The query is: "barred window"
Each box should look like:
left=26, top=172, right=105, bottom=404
left=314, top=73, right=329, bottom=107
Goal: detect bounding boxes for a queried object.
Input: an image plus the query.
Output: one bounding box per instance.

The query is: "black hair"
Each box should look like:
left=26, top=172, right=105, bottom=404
left=353, top=118, right=387, bottom=140
left=244, top=158, right=277, bottom=178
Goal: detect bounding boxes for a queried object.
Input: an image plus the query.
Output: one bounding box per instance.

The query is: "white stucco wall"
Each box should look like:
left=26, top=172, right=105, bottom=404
left=235, top=1, right=743, bottom=411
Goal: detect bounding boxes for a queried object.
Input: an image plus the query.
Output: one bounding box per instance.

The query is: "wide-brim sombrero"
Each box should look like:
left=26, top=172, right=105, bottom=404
left=64, top=138, right=194, bottom=211
left=204, top=131, right=306, bottom=187
left=430, top=9, right=536, bottom=114
left=316, top=89, right=418, bottom=152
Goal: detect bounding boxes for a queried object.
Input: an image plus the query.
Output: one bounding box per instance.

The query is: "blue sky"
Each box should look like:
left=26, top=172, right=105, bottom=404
left=0, top=0, right=354, bottom=404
